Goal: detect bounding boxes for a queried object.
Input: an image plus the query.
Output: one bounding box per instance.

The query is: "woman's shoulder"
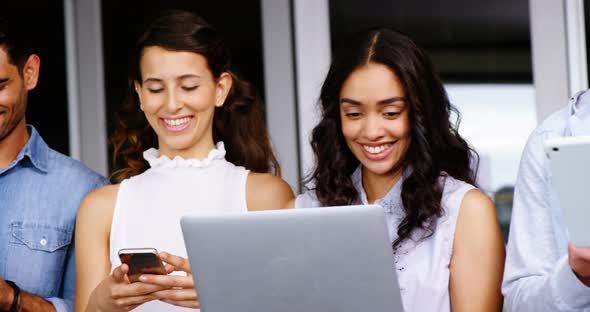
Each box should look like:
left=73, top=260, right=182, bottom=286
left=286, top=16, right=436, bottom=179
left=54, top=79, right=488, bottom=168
left=437, top=174, right=494, bottom=224
left=246, top=172, right=294, bottom=211
left=82, top=184, right=120, bottom=207
left=439, top=174, right=476, bottom=201
left=246, top=172, right=289, bottom=189
left=431, top=175, right=498, bottom=261
left=459, top=188, right=495, bottom=216
left=435, top=174, right=484, bottom=223
left=77, top=184, right=120, bottom=227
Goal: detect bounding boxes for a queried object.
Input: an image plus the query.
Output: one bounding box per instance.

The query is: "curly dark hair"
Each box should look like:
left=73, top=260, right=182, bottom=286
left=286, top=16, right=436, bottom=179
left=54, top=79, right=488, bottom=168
left=307, top=29, right=478, bottom=249
left=110, top=10, right=280, bottom=182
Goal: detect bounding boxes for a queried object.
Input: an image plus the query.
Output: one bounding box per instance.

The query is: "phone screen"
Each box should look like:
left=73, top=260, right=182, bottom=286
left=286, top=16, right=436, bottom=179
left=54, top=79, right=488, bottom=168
left=119, top=248, right=167, bottom=282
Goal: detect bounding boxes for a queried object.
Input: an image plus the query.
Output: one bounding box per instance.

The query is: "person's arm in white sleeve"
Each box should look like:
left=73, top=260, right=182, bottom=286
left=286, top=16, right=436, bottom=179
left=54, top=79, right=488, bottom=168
left=502, top=128, right=590, bottom=311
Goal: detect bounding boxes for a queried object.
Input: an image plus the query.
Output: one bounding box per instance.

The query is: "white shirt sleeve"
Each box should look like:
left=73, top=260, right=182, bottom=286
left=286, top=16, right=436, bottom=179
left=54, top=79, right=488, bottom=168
left=502, top=127, right=590, bottom=311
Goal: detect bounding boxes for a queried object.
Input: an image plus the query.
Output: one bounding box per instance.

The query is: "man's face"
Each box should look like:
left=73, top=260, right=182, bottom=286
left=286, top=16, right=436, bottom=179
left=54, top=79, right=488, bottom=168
left=0, top=47, right=29, bottom=142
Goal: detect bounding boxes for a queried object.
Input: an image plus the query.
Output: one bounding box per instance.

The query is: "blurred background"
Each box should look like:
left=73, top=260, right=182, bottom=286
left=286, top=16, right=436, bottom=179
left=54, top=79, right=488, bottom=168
left=3, top=0, right=588, bottom=242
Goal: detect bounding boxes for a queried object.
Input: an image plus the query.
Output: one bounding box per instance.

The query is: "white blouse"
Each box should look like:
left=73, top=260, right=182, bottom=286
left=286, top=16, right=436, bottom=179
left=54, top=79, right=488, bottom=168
left=295, top=167, right=475, bottom=312
left=109, top=142, right=249, bottom=311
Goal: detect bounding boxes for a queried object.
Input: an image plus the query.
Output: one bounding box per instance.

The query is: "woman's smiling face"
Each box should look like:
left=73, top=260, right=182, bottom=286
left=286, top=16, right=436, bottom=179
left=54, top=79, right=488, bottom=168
left=339, top=62, right=411, bottom=177
left=135, top=46, right=231, bottom=157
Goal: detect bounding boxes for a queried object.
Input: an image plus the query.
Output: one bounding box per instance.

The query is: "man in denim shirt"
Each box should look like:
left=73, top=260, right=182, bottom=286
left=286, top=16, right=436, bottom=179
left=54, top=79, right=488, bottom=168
left=0, top=18, right=108, bottom=311
left=503, top=90, right=590, bottom=311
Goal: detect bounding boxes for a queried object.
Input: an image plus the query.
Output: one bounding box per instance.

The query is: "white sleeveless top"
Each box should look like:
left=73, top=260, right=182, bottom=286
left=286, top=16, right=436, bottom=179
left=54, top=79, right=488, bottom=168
left=110, top=142, right=249, bottom=311
left=295, top=167, right=475, bottom=312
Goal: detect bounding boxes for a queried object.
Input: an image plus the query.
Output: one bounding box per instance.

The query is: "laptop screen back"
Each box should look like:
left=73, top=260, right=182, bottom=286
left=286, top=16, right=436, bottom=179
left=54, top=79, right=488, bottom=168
left=181, top=205, right=404, bottom=312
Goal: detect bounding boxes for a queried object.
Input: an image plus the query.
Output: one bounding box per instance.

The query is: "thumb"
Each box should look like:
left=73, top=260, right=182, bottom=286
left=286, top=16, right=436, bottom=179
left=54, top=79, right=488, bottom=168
left=111, top=264, right=129, bottom=283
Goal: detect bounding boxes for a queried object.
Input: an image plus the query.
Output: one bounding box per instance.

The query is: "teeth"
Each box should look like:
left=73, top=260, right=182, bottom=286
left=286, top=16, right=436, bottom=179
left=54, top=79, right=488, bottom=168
left=363, top=144, right=391, bottom=154
left=164, top=117, right=190, bottom=127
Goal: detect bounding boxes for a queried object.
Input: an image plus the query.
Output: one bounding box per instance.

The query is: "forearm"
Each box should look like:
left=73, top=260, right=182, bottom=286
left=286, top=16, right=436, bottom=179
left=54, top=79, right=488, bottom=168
left=504, top=274, right=555, bottom=311
left=81, top=291, right=100, bottom=312
left=504, top=255, right=590, bottom=311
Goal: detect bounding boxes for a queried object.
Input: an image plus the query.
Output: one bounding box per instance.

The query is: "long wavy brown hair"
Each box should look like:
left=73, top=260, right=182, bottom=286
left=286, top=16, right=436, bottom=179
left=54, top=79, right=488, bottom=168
left=110, top=10, right=280, bottom=182
left=307, top=29, right=478, bottom=249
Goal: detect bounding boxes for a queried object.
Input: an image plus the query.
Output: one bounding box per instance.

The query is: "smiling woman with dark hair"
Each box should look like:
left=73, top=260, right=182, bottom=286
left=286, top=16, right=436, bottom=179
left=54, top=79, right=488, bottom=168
left=75, top=10, right=293, bottom=312
left=294, top=29, right=505, bottom=311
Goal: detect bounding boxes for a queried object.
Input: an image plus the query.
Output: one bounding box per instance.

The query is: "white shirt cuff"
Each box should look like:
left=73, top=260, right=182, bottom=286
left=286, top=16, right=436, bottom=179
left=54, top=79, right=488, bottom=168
left=552, top=255, right=590, bottom=309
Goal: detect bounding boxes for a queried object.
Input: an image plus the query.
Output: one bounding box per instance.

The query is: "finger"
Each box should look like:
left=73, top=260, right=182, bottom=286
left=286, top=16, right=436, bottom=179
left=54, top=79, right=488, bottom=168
left=139, top=274, right=193, bottom=288
left=113, top=282, right=168, bottom=298
left=164, top=263, right=176, bottom=274
left=129, top=282, right=169, bottom=295
left=573, top=245, right=590, bottom=259
left=160, top=252, right=191, bottom=272
left=112, top=264, right=129, bottom=283
left=160, top=299, right=201, bottom=309
left=567, top=242, right=590, bottom=261
left=152, top=288, right=198, bottom=301
left=114, top=294, right=157, bottom=307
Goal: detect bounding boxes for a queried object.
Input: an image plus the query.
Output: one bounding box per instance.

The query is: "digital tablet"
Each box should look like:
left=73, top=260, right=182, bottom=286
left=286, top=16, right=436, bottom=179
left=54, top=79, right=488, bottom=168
left=545, top=136, right=590, bottom=246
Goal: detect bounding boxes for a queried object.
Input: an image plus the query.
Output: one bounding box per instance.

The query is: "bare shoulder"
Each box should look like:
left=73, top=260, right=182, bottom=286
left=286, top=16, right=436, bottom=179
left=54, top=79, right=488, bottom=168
left=450, top=189, right=504, bottom=311
left=246, top=172, right=295, bottom=211
left=454, top=188, right=504, bottom=250
left=459, top=188, right=496, bottom=217
left=77, top=184, right=120, bottom=229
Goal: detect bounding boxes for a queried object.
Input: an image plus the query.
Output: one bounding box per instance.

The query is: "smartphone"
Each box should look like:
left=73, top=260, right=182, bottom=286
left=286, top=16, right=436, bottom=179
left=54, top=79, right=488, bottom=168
left=118, top=248, right=167, bottom=282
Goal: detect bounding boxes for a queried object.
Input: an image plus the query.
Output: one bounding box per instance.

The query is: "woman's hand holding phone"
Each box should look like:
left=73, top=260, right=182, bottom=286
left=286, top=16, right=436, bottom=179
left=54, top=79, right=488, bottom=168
left=137, top=251, right=200, bottom=309
left=89, top=263, right=167, bottom=312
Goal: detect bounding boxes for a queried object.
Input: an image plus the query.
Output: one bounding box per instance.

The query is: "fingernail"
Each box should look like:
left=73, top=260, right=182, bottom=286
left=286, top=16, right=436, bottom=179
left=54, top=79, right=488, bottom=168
left=139, top=275, right=147, bottom=282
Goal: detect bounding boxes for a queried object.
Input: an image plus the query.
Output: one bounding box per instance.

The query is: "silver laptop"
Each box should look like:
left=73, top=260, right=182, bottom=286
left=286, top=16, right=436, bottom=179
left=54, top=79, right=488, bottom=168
left=180, top=205, right=404, bottom=312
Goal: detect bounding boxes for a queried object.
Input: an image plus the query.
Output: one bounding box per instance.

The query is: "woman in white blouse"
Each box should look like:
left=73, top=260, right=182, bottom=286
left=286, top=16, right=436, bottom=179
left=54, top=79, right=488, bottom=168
left=292, top=29, right=505, bottom=311
left=74, top=10, right=293, bottom=312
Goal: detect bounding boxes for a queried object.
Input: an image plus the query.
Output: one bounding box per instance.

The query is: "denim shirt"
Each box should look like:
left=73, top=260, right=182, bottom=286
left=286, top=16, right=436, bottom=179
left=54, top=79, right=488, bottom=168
left=502, top=90, right=590, bottom=311
left=0, top=126, right=108, bottom=312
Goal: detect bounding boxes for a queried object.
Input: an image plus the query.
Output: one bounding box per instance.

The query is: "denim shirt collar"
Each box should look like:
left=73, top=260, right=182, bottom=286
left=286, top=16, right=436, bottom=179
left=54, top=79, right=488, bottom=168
left=7, top=125, right=49, bottom=174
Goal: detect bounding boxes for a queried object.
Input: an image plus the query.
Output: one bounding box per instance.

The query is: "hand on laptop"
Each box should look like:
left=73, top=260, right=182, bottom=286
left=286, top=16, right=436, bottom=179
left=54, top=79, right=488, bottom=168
left=568, top=242, right=590, bottom=287
left=91, top=263, right=166, bottom=311
left=138, top=251, right=200, bottom=309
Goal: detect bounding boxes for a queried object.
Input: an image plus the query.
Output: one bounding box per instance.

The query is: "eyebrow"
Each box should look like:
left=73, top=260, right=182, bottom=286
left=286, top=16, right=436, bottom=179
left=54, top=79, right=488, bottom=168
left=178, top=74, right=201, bottom=80
left=340, top=96, right=406, bottom=106
left=143, top=77, right=162, bottom=84
left=143, top=74, right=201, bottom=84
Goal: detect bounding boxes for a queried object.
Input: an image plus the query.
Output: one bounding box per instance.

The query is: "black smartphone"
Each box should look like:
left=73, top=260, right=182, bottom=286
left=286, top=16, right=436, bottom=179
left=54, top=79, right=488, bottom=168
left=118, top=248, right=167, bottom=282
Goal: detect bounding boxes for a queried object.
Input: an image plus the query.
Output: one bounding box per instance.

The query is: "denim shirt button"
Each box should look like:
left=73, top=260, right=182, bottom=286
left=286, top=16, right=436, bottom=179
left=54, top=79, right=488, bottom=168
left=40, top=238, right=48, bottom=246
